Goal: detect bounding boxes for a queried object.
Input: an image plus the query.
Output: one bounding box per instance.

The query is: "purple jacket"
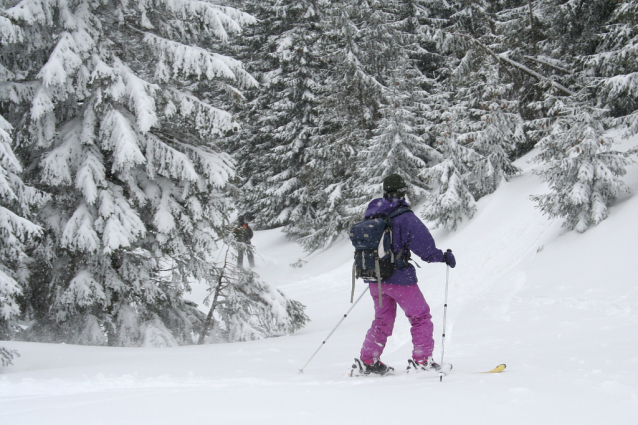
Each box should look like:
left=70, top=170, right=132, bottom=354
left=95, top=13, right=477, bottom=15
left=363, top=197, right=445, bottom=286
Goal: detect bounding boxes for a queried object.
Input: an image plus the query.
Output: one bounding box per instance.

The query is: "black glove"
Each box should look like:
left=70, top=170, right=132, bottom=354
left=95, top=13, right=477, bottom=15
left=443, top=249, right=456, bottom=268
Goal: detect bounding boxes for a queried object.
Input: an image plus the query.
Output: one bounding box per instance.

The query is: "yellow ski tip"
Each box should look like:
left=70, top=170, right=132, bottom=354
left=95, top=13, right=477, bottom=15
left=484, top=364, right=506, bottom=373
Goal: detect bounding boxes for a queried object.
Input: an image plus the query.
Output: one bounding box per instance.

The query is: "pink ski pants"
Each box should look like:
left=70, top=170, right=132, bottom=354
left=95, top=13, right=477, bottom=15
left=360, top=282, right=434, bottom=363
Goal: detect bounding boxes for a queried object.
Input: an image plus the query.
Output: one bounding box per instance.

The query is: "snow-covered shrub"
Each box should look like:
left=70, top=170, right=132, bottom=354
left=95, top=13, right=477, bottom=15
left=77, top=315, right=108, bottom=346
left=0, top=346, right=18, bottom=369
left=199, top=237, right=309, bottom=343
left=141, top=315, right=179, bottom=348
left=0, top=0, right=257, bottom=345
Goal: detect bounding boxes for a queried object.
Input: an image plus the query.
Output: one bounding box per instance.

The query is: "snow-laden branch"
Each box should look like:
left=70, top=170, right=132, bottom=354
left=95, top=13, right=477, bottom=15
left=40, top=119, right=82, bottom=186
left=4, top=0, right=55, bottom=26
left=100, top=108, right=146, bottom=174
left=167, top=88, right=238, bottom=136
left=523, top=55, right=572, bottom=74
left=60, top=203, right=100, bottom=253
left=97, top=185, right=146, bottom=254
left=57, top=270, right=106, bottom=307
left=0, top=16, right=24, bottom=44
left=184, top=2, right=256, bottom=42
left=146, top=133, right=199, bottom=182
left=170, top=138, right=235, bottom=188
left=445, top=30, right=576, bottom=96
left=0, top=81, right=38, bottom=105
left=143, top=32, right=257, bottom=88
left=37, top=30, right=93, bottom=87
left=75, top=145, right=106, bottom=205
left=114, top=60, right=160, bottom=133
left=498, top=54, right=576, bottom=96
left=140, top=0, right=255, bottom=41
left=0, top=205, right=42, bottom=243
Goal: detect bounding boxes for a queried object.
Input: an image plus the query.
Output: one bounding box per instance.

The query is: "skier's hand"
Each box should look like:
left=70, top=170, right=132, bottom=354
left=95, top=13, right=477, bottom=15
left=443, top=249, right=456, bottom=268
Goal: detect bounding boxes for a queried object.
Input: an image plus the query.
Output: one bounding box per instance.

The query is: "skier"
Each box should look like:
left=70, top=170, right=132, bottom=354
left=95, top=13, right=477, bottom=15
left=358, top=174, right=455, bottom=375
left=233, top=215, right=255, bottom=268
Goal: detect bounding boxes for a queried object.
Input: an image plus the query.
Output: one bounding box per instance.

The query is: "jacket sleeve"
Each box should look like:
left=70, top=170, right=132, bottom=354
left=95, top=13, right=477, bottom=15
left=405, top=213, right=445, bottom=263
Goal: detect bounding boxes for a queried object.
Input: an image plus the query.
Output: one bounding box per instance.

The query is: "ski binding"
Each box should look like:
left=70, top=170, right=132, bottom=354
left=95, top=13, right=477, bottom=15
left=348, top=358, right=395, bottom=377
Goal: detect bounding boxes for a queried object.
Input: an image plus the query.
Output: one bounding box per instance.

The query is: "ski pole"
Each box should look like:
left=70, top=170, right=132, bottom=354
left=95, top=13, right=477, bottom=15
left=439, top=250, right=451, bottom=382
left=299, top=286, right=369, bottom=374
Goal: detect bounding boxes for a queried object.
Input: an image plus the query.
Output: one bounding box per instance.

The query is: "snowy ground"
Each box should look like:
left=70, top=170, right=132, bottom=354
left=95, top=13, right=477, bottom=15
left=2, top=145, right=638, bottom=425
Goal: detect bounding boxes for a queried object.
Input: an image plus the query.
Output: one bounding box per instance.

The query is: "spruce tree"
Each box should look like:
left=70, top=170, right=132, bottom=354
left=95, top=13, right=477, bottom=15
left=531, top=98, right=633, bottom=232
left=290, top=0, right=444, bottom=250
left=355, top=1, right=441, bottom=203
left=1, top=0, right=260, bottom=345
left=289, top=0, right=381, bottom=250
left=413, top=0, right=487, bottom=228
left=520, top=1, right=634, bottom=232
left=0, top=107, right=45, bottom=365
left=232, top=0, right=327, bottom=232
left=588, top=0, right=638, bottom=136
left=421, top=101, right=480, bottom=231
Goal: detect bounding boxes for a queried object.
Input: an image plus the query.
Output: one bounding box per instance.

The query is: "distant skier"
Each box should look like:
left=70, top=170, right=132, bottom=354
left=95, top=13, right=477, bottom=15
left=357, top=174, right=455, bottom=375
left=233, top=215, right=255, bottom=268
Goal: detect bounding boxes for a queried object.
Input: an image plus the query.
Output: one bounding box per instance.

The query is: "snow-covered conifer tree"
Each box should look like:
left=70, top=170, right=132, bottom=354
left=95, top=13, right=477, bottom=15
left=284, top=1, right=380, bottom=250
left=352, top=0, right=444, bottom=203
left=232, top=0, right=327, bottom=232
left=410, top=0, right=528, bottom=227
left=462, top=82, right=523, bottom=198
left=513, top=1, right=635, bottom=232
left=0, top=108, right=45, bottom=365
left=421, top=103, right=480, bottom=231
left=360, top=81, right=441, bottom=203
left=588, top=0, right=638, bottom=136
left=531, top=98, right=633, bottom=232
left=1, top=0, right=260, bottom=345
left=288, top=0, right=444, bottom=250
left=0, top=117, right=43, bottom=329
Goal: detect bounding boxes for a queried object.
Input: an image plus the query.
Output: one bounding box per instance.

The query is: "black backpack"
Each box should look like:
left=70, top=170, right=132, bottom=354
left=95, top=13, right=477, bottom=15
left=349, top=206, right=411, bottom=307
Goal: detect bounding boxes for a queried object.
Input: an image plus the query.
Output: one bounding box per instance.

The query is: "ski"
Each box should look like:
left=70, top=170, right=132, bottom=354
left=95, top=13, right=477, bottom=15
left=479, top=364, right=506, bottom=373
left=346, top=361, right=506, bottom=377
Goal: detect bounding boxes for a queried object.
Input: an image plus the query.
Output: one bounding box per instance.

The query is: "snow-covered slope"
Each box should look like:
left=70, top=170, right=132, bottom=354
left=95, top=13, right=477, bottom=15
left=2, top=147, right=638, bottom=425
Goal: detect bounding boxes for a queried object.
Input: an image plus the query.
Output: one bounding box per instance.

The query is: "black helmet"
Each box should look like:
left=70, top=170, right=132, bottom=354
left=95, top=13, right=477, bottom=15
left=383, top=174, right=408, bottom=198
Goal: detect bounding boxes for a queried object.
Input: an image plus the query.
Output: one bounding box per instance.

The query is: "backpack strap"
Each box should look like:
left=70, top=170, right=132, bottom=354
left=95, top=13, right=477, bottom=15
left=387, top=206, right=412, bottom=219
left=351, top=262, right=356, bottom=303
left=386, top=206, right=412, bottom=267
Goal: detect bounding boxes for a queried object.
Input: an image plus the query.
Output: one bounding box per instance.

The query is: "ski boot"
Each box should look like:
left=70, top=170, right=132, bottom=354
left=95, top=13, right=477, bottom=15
left=406, top=356, right=452, bottom=374
left=350, top=358, right=394, bottom=376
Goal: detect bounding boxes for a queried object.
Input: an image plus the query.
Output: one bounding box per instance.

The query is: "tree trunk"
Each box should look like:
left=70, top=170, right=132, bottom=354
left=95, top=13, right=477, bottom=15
left=528, top=0, right=536, bottom=55
left=198, top=247, right=230, bottom=345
